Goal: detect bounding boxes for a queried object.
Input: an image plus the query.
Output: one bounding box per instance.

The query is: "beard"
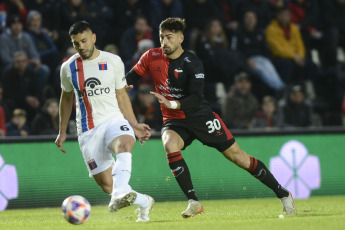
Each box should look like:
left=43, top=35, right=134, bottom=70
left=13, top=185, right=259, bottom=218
left=80, top=45, right=94, bottom=59
left=162, top=45, right=177, bottom=55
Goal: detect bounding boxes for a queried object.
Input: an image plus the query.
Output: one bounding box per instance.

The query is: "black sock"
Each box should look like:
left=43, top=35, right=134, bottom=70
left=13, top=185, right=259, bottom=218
left=167, top=151, right=198, bottom=201
left=247, top=156, right=289, bottom=198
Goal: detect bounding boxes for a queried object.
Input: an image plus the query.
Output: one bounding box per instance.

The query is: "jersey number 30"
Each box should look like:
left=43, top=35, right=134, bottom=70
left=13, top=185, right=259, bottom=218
left=206, top=119, right=221, bottom=133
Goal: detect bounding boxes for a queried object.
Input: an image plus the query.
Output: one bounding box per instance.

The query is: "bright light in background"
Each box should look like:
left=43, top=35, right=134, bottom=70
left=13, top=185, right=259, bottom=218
left=0, top=155, right=18, bottom=211
left=270, top=140, right=321, bottom=199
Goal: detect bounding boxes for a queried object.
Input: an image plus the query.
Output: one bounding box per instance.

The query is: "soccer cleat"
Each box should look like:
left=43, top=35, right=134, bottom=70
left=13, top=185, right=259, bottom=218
left=108, top=191, right=137, bottom=213
left=136, top=195, right=155, bottom=222
left=181, top=199, right=204, bottom=219
left=280, top=192, right=297, bottom=215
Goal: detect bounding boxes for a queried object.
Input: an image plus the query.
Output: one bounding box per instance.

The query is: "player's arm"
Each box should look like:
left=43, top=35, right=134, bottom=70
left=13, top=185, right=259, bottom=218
left=125, top=50, right=150, bottom=91
left=55, top=62, right=74, bottom=153
left=116, top=87, right=151, bottom=145
left=55, top=90, right=74, bottom=153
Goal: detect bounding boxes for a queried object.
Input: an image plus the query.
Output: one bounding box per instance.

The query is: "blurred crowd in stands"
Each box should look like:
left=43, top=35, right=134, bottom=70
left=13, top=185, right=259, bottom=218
left=0, top=0, right=345, bottom=137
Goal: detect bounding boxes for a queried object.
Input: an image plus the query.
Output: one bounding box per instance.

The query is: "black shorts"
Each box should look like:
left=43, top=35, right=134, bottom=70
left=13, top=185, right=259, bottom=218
left=161, top=111, right=235, bottom=152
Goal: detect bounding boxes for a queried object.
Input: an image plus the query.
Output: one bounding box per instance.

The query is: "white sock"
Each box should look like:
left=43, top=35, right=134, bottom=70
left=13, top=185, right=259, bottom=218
left=133, top=191, right=149, bottom=208
left=112, top=152, right=132, bottom=198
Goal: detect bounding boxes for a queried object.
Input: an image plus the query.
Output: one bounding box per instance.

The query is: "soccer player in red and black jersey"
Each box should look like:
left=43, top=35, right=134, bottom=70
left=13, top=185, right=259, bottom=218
left=126, top=18, right=296, bottom=218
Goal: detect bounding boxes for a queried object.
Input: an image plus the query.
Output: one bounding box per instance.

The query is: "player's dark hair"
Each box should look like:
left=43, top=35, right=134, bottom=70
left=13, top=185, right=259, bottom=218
left=159, top=17, right=186, bottom=33
left=69, top=21, right=92, bottom=36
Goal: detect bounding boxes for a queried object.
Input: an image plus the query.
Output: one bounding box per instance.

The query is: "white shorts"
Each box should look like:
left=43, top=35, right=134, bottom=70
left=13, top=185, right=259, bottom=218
left=78, top=118, right=135, bottom=177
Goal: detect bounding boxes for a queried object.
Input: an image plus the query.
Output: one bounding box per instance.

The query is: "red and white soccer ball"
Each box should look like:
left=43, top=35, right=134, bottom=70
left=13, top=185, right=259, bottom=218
left=61, top=195, right=91, bottom=225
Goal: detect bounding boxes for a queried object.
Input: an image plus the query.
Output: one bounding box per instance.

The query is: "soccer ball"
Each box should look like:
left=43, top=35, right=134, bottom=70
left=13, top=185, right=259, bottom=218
left=61, top=195, right=91, bottom=225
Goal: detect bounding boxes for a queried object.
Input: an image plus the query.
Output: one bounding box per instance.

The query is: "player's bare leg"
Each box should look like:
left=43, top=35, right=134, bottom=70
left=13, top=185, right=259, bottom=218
left=163, top=130, right=204, bottom=218
left=222, top=142, right=296, bottom=215
left=93, top=167, right=113, bottom=194
left=108, top=135, right=154, bottom=220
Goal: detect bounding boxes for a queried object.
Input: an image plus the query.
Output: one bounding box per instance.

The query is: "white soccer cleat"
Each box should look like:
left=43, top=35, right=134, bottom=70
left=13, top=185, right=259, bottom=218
left=181, top=199, right=204, bottom=219
left=136, top=195, right=155, bottom=222
left=280, top=192, right=297, bottom=215
left=108, top=191, right=137, bottom=213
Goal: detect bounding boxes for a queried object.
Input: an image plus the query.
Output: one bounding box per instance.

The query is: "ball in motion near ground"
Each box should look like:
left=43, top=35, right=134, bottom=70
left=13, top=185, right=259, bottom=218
left=61, top=195, right=91, bottom=224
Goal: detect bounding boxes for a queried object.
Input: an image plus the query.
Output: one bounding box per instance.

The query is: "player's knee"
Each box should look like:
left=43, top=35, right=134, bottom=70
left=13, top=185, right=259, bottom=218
left=223, top=147, right=245, bottom=163
left=163, top=141, right=179, bottom=153
left=116, top=141, right=134, bottom=153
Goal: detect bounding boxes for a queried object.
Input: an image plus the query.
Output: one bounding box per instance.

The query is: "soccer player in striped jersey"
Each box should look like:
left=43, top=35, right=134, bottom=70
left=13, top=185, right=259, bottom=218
left=126, top=17, right=296, bottom=218
left=55, top=21, right=154, bottom=222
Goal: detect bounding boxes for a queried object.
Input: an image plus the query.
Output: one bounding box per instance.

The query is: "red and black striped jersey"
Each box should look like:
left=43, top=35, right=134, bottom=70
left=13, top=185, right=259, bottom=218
left=128, top=47, right=211, bottom=122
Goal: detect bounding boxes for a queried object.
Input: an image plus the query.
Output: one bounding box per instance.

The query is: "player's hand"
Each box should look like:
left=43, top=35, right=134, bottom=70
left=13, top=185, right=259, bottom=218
left=125, top=84, right=134, bottom=92
left=55, top=133, right=67, bottom=153
left=133, top=123, right=151, bottom=146
left=150, top=91, right=174, bottom=109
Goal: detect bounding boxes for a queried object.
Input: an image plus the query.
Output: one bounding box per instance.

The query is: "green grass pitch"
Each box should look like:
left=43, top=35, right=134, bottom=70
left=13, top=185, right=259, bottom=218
left=1, top=196, right=345, bottom=230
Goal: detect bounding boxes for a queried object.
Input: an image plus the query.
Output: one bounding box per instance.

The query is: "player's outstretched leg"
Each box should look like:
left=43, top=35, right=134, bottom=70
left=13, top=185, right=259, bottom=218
left=108, top=152, right=155, bottom=220
left=222, top=142, right=296, bottom=215
left=167, top=151, right=204, bottom=218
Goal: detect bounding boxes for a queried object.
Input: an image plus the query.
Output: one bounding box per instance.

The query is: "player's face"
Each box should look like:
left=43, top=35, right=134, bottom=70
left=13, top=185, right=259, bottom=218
left=71, top=30, right=96, bottom=60
left=159, top=30, right=183, bottom=56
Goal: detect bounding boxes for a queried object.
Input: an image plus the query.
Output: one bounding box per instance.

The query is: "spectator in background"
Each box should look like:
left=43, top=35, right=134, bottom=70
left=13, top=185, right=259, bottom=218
left=104, top=43, right=120, bottom=55
left=234, top=0, right=273, bottom=30
left=232, top=10, right=285, bottom=97
left=27, top=10, right=59, bottom=72
left=25, top=0, right=56, bottom=30
left=269, top=0, right=285, bottom=12
left=31, top=98, right=59, bottom=135
left=0, top=83, right=11, bottom=122
left=214, top=0, right=239, bottom=32
left=2, top=51, right=40, bottom=122
left=0, top=15, right=50, bottom=90
left=149, top=0, right=184, bottom=44
left=196, top=18, right=247, bottom=90
left=83, top=0, right=114, bottom=48
left=278, top=84, right=314, bottom=127
left=120, top=15, right=152, bottom=71
left=287, top=0, right=335, bottom=68
left=132, top=84, right=163, bottom=134
left=265, top=7, right=306, bottom=84
left=58, top=0, right=91, bottom=31
left=112, top=0, right=149, bottom=32
left=184, top=0, right=219, bottom=50
left=6, top=108, right=30, bottom=136
left=251, top=95, right=281, bottom=129
left=0, top=0, right=27, bottom=24
left=196, top=18, right=234, bottom=113
left=321, top=0, right=345, bottom=67
left=221, top=72, right=259, bottom=129
left=131, top=39, right=155, bottom=87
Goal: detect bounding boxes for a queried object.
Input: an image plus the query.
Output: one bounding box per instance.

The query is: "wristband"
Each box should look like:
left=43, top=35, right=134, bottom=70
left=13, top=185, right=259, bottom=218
left=169, top=100, right=178, bottom=109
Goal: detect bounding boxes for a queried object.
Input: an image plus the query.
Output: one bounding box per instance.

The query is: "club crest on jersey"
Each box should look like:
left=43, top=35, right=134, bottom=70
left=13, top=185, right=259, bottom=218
left=98, top=62, right=107, bottom=70
left=174, top=69, right=183, bottom=79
